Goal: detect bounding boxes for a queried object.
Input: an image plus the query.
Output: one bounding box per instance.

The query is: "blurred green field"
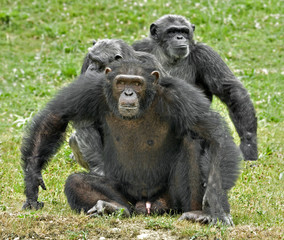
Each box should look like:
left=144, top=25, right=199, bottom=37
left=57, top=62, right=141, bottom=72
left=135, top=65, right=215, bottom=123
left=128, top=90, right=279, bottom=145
left=0, top=0, right=283, bottom=239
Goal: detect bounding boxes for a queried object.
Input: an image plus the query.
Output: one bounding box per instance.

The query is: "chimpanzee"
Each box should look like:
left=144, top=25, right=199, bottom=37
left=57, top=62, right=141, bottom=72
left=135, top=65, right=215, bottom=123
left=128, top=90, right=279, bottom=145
left=132, top=14, right=258, bottom=161
left=80, top=39, right=167, bottom=76
left=80, top=39, right=130, bottom=74
left=21, top=59, right=241, bottom=225
left=69, top=39, right=168, bottom=173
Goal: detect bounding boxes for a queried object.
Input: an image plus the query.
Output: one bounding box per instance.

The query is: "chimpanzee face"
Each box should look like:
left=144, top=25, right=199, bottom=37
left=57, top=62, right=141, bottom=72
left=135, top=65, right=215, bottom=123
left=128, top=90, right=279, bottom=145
left=112, top=72, right=146, bottom=117
left=163, top=25, right=191, bottom=59
left=150, top=16, right=195, bottom=60
left=104, top=63, right=159, bottom=119
left=87, top=40, right=123, bottom=72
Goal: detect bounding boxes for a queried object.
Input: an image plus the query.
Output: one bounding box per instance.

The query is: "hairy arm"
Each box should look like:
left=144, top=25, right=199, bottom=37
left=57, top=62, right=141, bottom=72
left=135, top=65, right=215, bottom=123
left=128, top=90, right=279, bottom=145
left=159, top=78, right=241, bottom=224
left=192, top=43, right=258, bottom=160
left=132, top=38, right=155, bottom=53
left=21, top=74, right=105, bottom=209
left=159, top=77, right=240, bottom=183
left=21, top=109, right=68, bottom=209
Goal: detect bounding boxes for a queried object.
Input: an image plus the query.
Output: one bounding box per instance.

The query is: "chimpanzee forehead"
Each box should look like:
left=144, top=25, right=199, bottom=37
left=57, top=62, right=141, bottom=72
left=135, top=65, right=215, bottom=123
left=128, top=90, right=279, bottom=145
left=116, top=66, right=149, bottom=77
left=156, top=15, right=191, bottom=27
left=114, top=74, right=145, bottom=83
left=165, top=25, right=189, bottom=31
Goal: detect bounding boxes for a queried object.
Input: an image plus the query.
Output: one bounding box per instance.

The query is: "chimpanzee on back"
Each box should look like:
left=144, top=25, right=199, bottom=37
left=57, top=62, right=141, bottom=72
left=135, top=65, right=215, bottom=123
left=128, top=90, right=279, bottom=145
left=133, top=14, right=258, bottom=161
left=21, top=59, right=241, bottom=225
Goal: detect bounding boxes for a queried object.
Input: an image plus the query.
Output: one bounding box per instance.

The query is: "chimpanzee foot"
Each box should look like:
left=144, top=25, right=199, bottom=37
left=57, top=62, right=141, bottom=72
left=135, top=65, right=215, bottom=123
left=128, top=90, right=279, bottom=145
left=22, top=200, right=44, bottom=210
left=87, top=200, right=130, bottom=217
left=224, top=213, right=234, bottom=226
left=178, top=211, right=211, bottom=224
left=178, top=211, right=234, bottom=226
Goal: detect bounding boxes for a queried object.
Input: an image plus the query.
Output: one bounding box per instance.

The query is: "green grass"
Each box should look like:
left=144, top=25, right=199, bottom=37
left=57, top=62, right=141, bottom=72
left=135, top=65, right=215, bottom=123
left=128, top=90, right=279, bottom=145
left=0, top=0, right=283, bottom=239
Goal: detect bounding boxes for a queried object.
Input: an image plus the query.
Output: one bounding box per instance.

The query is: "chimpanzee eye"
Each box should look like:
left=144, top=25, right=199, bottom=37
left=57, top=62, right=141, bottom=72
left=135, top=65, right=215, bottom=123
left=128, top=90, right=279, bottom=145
left=116, top=81, right=125, bottom=85
left=132, top=82, right=142, bottom=92
left=116, top=81, right=125, bottom=91
left=98, top=64, right=105, bottom=72
left=167, top=28, right=176, bottom=36
left=180, top=28, right=190, bottom=37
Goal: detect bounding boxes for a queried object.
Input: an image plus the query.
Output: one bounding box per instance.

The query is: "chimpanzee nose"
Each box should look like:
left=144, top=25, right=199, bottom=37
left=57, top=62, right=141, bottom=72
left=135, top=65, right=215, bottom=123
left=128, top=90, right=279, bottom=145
left=176, top=35, right=184, bottom=40
left=124, top=88, right=133, bottom=96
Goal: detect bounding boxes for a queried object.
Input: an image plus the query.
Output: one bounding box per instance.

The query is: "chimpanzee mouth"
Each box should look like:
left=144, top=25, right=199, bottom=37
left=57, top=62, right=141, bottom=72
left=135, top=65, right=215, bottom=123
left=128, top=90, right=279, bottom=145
left=173, top=45, right=188, bottom=49
left=120, top=106, right=138, bottom=110
left=119, top=106, right=139, bottom=117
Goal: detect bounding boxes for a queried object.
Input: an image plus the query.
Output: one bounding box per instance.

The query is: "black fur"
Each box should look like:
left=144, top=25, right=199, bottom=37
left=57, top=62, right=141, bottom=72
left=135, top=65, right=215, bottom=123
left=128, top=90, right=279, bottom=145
left=80, top=39, right=167, bottom=76
left=70, top=39, right=167, bottom=172
left=21, top=60, right=241, bottom=225
left=132, top=14, right=258, bottom=160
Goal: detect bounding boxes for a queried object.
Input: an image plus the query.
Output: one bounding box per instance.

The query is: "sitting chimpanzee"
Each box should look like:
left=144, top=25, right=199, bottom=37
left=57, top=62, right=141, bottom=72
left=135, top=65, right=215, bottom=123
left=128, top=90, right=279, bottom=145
left=132, top=14, right=258, bottom=161
left=21, top=58, right=241, bottom=225
left=69, top=39, right=167, bottom=173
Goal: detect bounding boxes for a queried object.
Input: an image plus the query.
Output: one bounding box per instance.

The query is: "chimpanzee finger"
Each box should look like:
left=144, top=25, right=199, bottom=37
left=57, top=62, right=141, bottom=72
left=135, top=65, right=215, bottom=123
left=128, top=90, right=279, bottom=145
left=87, top=205, right=98, bottom=215
left=38, top=177, right=46, bottom=190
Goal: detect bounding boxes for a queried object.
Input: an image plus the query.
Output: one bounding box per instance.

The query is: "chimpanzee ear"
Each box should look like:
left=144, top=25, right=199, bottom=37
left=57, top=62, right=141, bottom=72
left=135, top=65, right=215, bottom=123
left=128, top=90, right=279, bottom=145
left=151, top=71, right=160, bottom=84
left=150, top=24, right=158, bottom=39
left=191, top=24, right=195, bottom=32
left=105, top=67, right=112, bottom=74
left=114, top=54, right=123, bottom=60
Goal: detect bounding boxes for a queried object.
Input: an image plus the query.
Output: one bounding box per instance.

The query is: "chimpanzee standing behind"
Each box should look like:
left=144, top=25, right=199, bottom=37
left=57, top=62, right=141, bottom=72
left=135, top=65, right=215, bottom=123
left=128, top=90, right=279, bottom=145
left=21, top=59, right=241, bottom=225
left=132, top=14, right=258, bottom=160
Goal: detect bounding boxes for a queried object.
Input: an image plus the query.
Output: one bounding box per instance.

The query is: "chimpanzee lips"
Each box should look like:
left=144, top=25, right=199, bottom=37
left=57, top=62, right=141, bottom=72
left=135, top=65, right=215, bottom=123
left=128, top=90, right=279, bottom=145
left=121, top=106, right=137, bottom=109
left=177, top=45, right=188, bottom=48
left=119, top=105, right=139, bottom=117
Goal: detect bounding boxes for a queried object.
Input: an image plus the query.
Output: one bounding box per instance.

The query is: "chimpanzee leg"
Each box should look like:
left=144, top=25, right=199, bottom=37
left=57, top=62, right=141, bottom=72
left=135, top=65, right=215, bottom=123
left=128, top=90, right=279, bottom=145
left=169, top=137, right=204, bottom=212
left=178, top=135, right=240, bottom=226
left=64, top=172, right=130, bottom=216
left=69, top=125, right=104, bottom=175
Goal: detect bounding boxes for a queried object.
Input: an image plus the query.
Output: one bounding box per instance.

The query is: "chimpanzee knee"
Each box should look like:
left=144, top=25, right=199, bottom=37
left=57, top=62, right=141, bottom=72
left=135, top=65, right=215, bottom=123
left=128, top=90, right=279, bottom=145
left=64, top=173, right=95, bottom=212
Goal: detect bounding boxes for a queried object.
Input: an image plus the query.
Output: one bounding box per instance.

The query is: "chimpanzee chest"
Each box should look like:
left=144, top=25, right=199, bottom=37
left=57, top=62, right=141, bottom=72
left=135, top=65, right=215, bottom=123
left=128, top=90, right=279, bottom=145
left=103, top=104, right=179, bottom=199
left=105, top=108, right=171, bottom=166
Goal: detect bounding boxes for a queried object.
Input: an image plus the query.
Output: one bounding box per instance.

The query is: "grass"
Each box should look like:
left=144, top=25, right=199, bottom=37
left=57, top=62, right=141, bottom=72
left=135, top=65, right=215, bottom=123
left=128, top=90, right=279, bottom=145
left=0, top=0, right=283, bottom=239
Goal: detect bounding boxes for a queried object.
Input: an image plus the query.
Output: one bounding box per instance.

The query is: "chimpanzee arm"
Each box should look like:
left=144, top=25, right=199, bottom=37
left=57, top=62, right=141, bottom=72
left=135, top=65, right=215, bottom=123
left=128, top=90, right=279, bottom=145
left=190, top=111, right=241, bottom=225
left=159, top=77, right=241, bottom=186
left=192, top=44, right=258, bottom=160
left=158, top=78, right=241, bottom=224
left=21, top=109, right=69, bottom=210
left=21, top=74, right=105, bottom=210
left=132, top=38, right=155, bottom=53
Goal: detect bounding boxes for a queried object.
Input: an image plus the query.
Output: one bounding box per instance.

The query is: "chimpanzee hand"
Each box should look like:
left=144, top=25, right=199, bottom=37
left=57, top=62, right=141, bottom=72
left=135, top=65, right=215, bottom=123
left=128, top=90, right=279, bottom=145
left=179, top=210, right=234, bottom=226
left=22, top=199, right=44, bottom=210
left=201, top=186, right=234, bottom=226
left=22, top=170, right=46, bottom=210
left=179, top=184, right=234, bottom=226
left=240, top=132, right=258, bottom=161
